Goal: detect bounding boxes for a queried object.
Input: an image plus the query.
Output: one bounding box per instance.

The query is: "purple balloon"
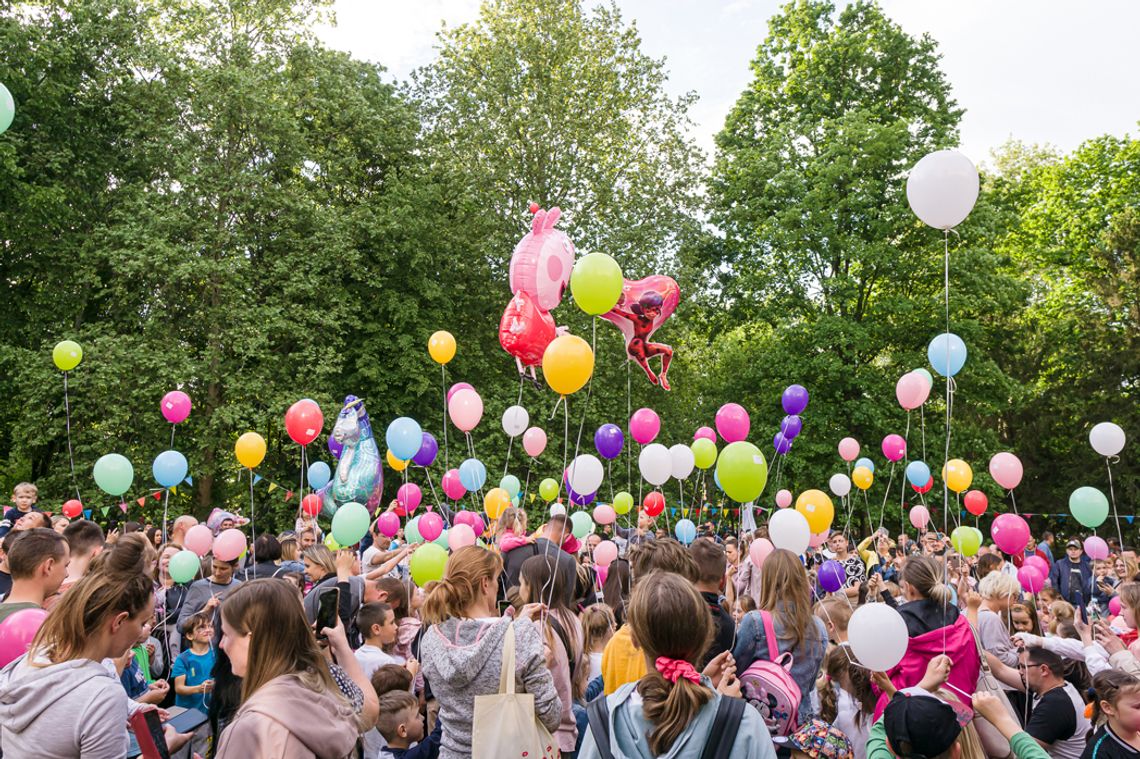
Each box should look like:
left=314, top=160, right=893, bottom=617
left=773, top=432, right=792, bottom=455
left=328, top=436, right=343, bottom=459
left=413, top=432, right=439, bottom=467
left=568, top=485, right=596, bottom=506
left=782, top=384, right=809, bottom=415
left=594, top=424, right=624, bottom=460
left=818, top=560, right=845, bottom=593
left=779, top=415, right=803, bottom=440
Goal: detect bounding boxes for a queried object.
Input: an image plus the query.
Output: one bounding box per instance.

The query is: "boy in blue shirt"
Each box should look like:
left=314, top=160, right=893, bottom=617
left=172, top=612, right=215, bottom=711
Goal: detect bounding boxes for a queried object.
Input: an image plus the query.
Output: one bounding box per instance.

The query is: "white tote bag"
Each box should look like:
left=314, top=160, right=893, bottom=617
left=472, top=622, right=559, bottom=759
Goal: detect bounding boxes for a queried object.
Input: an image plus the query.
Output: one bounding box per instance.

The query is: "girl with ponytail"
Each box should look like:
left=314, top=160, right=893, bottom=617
left=580, top=571, right=774, bottom=758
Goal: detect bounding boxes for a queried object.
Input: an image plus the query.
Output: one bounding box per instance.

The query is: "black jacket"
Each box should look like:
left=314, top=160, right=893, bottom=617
left=700, top=590, right=735, bottom=667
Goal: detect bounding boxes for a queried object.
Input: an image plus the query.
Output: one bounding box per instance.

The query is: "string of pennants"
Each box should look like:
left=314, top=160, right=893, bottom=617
left=961, top=510, right=1136, bottom=525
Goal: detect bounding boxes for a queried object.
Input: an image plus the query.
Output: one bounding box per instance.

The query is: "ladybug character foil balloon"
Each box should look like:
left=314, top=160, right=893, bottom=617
left=602, top=275, right=680, bottom=390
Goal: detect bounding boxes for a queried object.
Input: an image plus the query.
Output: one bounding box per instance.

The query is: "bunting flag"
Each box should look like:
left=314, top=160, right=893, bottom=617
left=1128, top=516, right=1135, bottom=525
left=100, top=507, right=110, bottom=517
left=83, top=509, right=92, bottom=519
left=152, top=491, right=162, bottom=501
left=184, top=476, right=193, bottom=486
left=118, top=502, right=128, bottom=514
left=254, top=474, right=263, bottom=485
left=268, top=483, right=278, bottom=493
left=285, top=490, right=294, bottom=502
left=171, top=486, right=178, bottom=495
left=136, top=497, right=146, bottom=507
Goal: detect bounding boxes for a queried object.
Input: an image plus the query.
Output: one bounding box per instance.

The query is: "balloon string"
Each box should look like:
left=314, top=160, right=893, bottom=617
left=1010, top=487, right=1018, bottom=516
left=626, top=361, right=632, bottom=492
left=250, top=461, right=257, bottom=567
left=441, top=364, right=449, bottom=472
left=877, top=462, right=896, bottom=533
left=503, top=374, right=526, bottom=477
left=942, top=229, right=952, bottom=536
left=1107, top=458, right=1124, bottom=550
left=63, top=372, right=81, bottom=502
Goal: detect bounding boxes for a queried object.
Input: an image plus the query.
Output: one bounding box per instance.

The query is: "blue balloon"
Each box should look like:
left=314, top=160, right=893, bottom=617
left=928, top=332, right=967, bottom=377
left=674, top=518, right=697, bottom=545
left=458, top=458, right=487, bottom=492
left=152, top=450, right=188, bottom=489
left=308, top=461, right=331, bottom=490
left=714, top=470, right=723, bottom=491
left=855, top=457, right=875, bottom=474
left=905, top=460, right=931, bottom=488
left=386, top=417, right=423, bottom=461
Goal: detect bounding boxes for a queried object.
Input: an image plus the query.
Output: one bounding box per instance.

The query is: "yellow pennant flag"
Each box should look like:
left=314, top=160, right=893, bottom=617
left=268, top=483, right=278, bottom=493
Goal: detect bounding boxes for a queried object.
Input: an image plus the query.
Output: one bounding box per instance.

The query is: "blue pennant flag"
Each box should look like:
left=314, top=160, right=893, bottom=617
left=184, top=475, right=193, bottom=486
left=1127, top=516, right=1135, bottom=525
left=83, top=509, right=92, bottom=519
left=253, top=474, right=263, bottom=485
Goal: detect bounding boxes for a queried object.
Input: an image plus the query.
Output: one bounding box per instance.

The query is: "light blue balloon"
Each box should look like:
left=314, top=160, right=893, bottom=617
left=905, top=460, right=931, bottom=488
left=152, top=450, right=188, bottom=489
left=714, top=470, right=723, bottom=491
left=308, top=461, right=331, bottom=490
left=855, top=457, right=876, bottom=474
left=385, top=417, right=423, bottom=461
left=928, top=332, right=967, bottom=377
left=674, top=518, right=697, bottom=545
left=500, top=475, right=521, bottom=498
left=459, top=458, right=487, bottom=492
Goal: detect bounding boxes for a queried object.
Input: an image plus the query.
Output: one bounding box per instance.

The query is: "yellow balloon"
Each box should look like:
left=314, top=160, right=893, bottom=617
left=795, top=489, right=834, bottom=534
left=387, top=449, right=408, bottom=472
left=852, top=466, right=873, bottom=491
left=234, top=432, right=266, bottom=469
left=428, top=330, right=456, bottom=365
left=484, top=487, right=511, bottom=520
left=943, top=459, right=973, bottom=493
left=542, top=335, right=595, bottom=396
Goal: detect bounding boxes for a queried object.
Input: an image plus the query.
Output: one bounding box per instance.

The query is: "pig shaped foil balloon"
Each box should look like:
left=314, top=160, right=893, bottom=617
left=320, top=395, right=383, bottom=515
left=499, top=290, right=558, bottom=368
left=602, top=275, right=681, bottom=390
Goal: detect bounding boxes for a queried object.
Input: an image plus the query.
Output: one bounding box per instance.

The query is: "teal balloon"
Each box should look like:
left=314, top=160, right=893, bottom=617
left=500, top=475, right=521, bottom=498
left=928, top=333, right=967, bottom=377
left=912, top=368, right=934, bottom=387
left=433, top=528, right=450, bottom=549
left=1070, top=486, right=1109, bottom=528
left=674, top=519, right=697, bottom=545
left=94, top=453, right=134, bottom=496
left=169, top=550, right=200, bottom=584
left=152, top=450, right=189, bottom=489
left=406, top=515, right=424, bottom=544
left=331, top=502, right=370, bottom=546
left=410, top=543, right=448, bottom=586
left=0, top=83, right=13, bottom=134
left=570, top=510, right=594, bottom=539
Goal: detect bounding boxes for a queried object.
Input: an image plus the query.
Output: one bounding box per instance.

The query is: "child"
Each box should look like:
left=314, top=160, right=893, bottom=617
left=1086, top=669, right=1140, bottom=757
left=355, top=602, right=400, bottom=678
left=733, top=594, right=757, bottom=626
left=378, top=690, right=442, bottom=759
left=495, top=507, right=532, bottom=553
left=0, top=483, right=39, bottom=539
left=814, top=597, right=853, bottom=645
left=1011, top=601, right=1042, bottom=636
left=172, top=612, right=215, bottom=712
left=1046, top=599, right=1076, bottom=635
left=818, top=640, right=875, bottom=756
left=581, top=603, right=616, bottom=682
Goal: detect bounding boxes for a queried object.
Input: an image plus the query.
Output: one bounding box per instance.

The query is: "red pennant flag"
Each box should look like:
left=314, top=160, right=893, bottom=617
left=285, top=490, right=294, bottom=502
left=152, top=492, right=162, bottom=501
left=136, top=497, right=146, bottom=507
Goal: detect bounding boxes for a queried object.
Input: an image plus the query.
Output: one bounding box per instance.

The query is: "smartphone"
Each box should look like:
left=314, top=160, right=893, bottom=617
left=167, top=708, right=208, bottom=734
left=498, top=600, right=513, bottom=617
left=128, top=709, right=169, bottom=759
left=315, top=587, right=340, bottom=639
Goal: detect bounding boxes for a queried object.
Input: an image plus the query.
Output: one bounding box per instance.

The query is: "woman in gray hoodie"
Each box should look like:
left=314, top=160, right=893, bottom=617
left=421, top=545, right=562, bottom=759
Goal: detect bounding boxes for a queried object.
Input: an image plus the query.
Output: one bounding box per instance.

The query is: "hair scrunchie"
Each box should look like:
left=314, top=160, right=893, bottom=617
left=655, top=657, right=700, bottom=685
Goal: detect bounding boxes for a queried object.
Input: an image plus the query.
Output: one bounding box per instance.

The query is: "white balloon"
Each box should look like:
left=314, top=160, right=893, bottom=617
left=768, top=509, right=810, bottom=555
left=502, top=405, right=530, bottom=438
left=1090, top=422, right=1126, bottom=457
left=639, top=443, right=672, bottom=486
left=567, top=454, right=604, bottom=495
left=829, top=473, right=852, bottom=498
left=669, top=444, right=695, bottom=480
left=906, top=150, right=979, bottom=230
left=848, top=603, right=909, bottom=671
left=549, top=502, right=566, bottom=517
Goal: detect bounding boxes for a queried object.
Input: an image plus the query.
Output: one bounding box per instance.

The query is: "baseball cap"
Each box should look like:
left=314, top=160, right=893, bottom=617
left=883, top=692, right=962, bottom=758
left=1067, top=539, right=1082, bottom=549
left=789, top=719, right=854, bottom=759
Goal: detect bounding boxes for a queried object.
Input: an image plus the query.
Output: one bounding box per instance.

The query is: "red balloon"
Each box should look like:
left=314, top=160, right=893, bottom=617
left=62, top=499, right=83, bottom=518
left=911, top=477, right=934, bottom=495
left=499, top=290, right=558, bottom=367
left=301, top=493, right=322, bottom=518
left=643, top=491, right=665, bottom=517
left=963, top=489, right=988, bottom=516
left=285, top=399, right=324, bottom=446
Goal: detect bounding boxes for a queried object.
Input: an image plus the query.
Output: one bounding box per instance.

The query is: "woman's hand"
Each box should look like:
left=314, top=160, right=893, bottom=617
left=702, top=650, right=735, bottom=688
left=519, top=603, right=546, bottom=622
left=1095, top=621, right=1126, bottom=654
left=322, top=615, right=352, bottom=659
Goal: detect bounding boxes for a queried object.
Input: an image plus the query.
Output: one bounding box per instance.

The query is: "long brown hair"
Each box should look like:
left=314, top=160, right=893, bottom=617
left=519, top=554, right=588, bottom=701
left=629, top=571, right=713, bottom=755
left=818, top=646, right=876, bottom=726
left=758, top=549, right=820, bottom=650
left=421, top=546, right=502, bottom=626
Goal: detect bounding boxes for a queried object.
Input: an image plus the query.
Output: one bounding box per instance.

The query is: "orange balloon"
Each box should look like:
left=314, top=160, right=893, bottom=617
left=542, top=335, right=594, bottom=395
left=387, top=449, right=408, bottom=472
left=484, top=488, right=511, bottom=520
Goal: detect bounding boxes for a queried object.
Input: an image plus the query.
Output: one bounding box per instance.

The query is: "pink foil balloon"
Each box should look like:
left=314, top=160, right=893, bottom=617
left=161, top=391, right=192, bottom=424
left=989, top=452, right=1024, bottom=490
left=838, top=437, right=860, bottom=462
left=523, top=427, right=547, bottom=457
left=693, top=426, right=716, bottom=442
left=775, top=489, right=792, bottom=509
left=881, top=434, right=906, bottom=462
left=594, top=540, right=618, bottom=567
left=629, top=408, right=661, bottom=445
left=441, top=469, right=466, bottom=500
left=715, top=403, right=750, bottom=443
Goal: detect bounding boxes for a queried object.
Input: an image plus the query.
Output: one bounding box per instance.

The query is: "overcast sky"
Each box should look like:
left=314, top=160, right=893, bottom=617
left=316, top=0, right=1140, bottom=167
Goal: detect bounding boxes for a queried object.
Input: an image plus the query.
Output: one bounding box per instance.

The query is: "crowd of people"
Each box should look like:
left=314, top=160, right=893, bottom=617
left=3, top=478, right=1140, bottom=759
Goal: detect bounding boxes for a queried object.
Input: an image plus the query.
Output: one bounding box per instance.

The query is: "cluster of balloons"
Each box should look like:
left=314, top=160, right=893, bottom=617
left=772, top=385, right=809, bottom=456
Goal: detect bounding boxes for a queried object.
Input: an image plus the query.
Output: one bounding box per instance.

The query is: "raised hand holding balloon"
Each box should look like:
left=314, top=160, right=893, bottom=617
left=601, top=275, right=680, bottom=390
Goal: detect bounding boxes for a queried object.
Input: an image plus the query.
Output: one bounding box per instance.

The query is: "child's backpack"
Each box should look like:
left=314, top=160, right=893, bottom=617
left=738, top=610, right=802, bottom=737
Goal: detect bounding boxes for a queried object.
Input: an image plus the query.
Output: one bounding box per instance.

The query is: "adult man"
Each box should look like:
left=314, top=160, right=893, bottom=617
left=45, top=519, right=104, bottom=607
left=689, top=538, right=734, bottom=666
left=501, top=515, right=578, bottom=607
left=921, top=531, right=947, bottom=556
left=987, top=646, right=1090, bottom=758
left=0, top=528, right=69, bottom=623
left=1048, top=539, right=1093, bottom=611
left=1013, top=534, right=1050, bottom=569
left=178, top=556, right=242, bottom=630
left=1037, top=531, right=1055, bottom=565
left=896, top=533, right=919, bottom=557
left=827, top=532, right=865, bottom=600
left=169, top=515, right=198, bottom=546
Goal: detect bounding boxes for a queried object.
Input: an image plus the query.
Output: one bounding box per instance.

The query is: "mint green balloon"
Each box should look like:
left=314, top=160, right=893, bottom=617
left=570, top=253, right=623, bottom=315
left=912, top=368, right=934, bottom=388
left=715, top=441, right=768, bottom=503
left=0, top=83, right=14, bottom=135
left=410, top=543, right=448, bottom=586
left=950, top=526, right=981, bottom=557
left=169, top=550, right=201, bottom=584
left=332, top=502, right=369, bottom=546
left=406, top=515, right=424, bottom=544
left=93, top=453, right=134, bottom=496
left=1070, top=486, right=1109, bottom=528
left=570, top=510, right=594, bottom=539
left=433, top=528, right=450, bottom=549
left=500, top=475, right=521, bottom=498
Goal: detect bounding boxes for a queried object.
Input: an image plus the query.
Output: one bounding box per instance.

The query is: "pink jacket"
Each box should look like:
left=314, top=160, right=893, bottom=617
left=500, top=532, right=532, bottom=552
left=872, top=614, right=981, bottom=720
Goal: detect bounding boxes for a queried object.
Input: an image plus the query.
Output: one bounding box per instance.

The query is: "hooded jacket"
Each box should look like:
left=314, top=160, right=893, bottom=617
left=0, top=655, right=129, bottom=758
left=872, top=614, right=980, bottom=720
left=421, top=616, right=561, bottom=759
left=215, top=673, right=360, bottom=759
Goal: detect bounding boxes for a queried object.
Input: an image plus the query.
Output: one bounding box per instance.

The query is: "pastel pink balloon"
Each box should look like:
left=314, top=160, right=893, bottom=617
left=377, top=511, right=401, bottom=538
left=1084, top=536, right=1109, bottom=561
left=809, top=529, right=830, bottom=549
left=1025, top=555, right=1050, bottom=576
left=693, top=426, right=716, bottom=442
left=161, top=391, right=192, bottom=424
left=909, top=505, right=931, bottom=530
left=749, top=537, right=774, bottom=568
left=882, top=434, right=906, bottom=462
left=775, top=489, right=792, bottom=509
left=397, top=483, right=422, bottom=513
left=184, top=524, right=214, bottom=557
left=594, top=540, right=618, bottom=567
left=989, top=452, right=1024, bottom=490
left=895, top=372, right=929, bottom=410
left=448, top=388, right=484, bottom=432
left=1110, top=597, right=1123, bottom=616
left=214, top=528, right=247, bottom=562
left=419, top=512, right=444, bottom=542
left=523, top=427, right=547, bottom=457
left=593, top=504, right=617, bottom=525
left=0, top=608, right=49, bottom=667
left=1018, top=566, right=1045, bottom=594
left=715, top=403, right=750, bottom=443
left=441, top=469, right=466, bottom=500
left=838, top=437, right=860, bottom=462
left=446, top=382, right=474, bottom=404
left=991, top=513, right=1030, bottom=556
left=629, top=408, right=661, bottom=445
left=448, top=523, right=476, bottom=550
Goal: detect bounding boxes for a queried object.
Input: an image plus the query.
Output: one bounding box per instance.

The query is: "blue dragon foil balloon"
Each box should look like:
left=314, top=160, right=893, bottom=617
left=321, top=395, right=383, bottom=515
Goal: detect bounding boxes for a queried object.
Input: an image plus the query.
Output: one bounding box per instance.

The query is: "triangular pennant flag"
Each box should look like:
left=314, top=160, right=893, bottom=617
left=171, top=486, right=178, bottom=495
left=1127, top=516, right=1135, bottom=525
left=119, top=502, right=129, bottom=514
left=254, top=474, right=263, bottom=485
left=152, top=492, right=162, bottom=501
left=285, top=490, right=294, bottom=502
left=268, top=483, right=278, bottom=493
left=184, top=476, right=193, bottom=486
left=83, top=509, right=92, bottom=519
left=101, top=507, right=110, bottom=517
left=136, top=497, right=146, bottom=507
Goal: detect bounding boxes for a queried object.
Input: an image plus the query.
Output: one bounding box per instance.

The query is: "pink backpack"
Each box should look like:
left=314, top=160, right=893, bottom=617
left=739, top=610, right=801, bottom=737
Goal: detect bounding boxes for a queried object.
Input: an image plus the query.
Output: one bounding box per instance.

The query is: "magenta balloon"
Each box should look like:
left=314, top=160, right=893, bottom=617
left=693, top=426, right=716, bottom=442
left=377, top=511, right=401, bottom=538
left=775, top=489, right=792, bottom=509
left=441, top=468, right=466, bottom=500
left=1024, top=555, right=1050, bottom=576
left=523, top=427, right=547, bottom=457
left=448, top=523, right=476, bottom=550
left=629, top=408, right=661, bottom=445
left=419, top=512, right=444, bottom=542
left=715, top=403, right=750, bottom=443
left=161, top=391, right=192, bottom=424
left=991, top=513, right=1030, bottom=555
left=838, top=437, right=860, bottom=462
left=214, top=528, right=247, bottom=562
left=1110, top=597, right=1123, bottom=616
left=895, top=373, right=927, bottom=411
left=446, top=382, right=474, bottom=404
left=0, top=607, right=49, bottom=667
left=1084, top=536, right=1109, bottom=561
left=454, top=510, right=477, bottom=529
left=1018, top=566, right=1045, bottom=594
left=397, top=483, right=422, bottom=513
left=881, top=434, right=907, bottom=462
left=594, top=540, right=618, bottom=567
left=989, top=452, right=1024, bottom=491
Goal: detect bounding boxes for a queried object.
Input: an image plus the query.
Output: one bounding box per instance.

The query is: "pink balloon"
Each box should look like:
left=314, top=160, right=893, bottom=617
left=419, top=512, right=444, bottom=542
left=991, top=513, right=1030, bottom=556
left=989, top=452, right=1024, bottom=491
left=909, top=505, right=931, bottom=530
left=184, top=524, right=214, bottom=557
left=882, top=434, right=907, bottom=462
left=595, top=565, right=609, bottom=586
left=397, top=483, right=422, bottom=513
left=593, top=504, right=617, bottom=525
left=161, top=391, right=192, bottom=424
left=1084, top=536, right=1110, bottom=561
left=523, top=427, right=547, bottom=457
left=895, top=372, right=927, bottom=410
left=1110, top=597, right=1123, bottom=616
left=1018, top=566, right=1045, bottom=594
left=377, top=511, right=401, bottom=538
left=441, top=469, right=466, bottom=500
left=749, top=537, right=774, bottom=568
left=629, top=408, right=661, bottom=445
left=1024, top=555, right=1050, bottom=576
left=0, top=608, right=49, bottom=666
left=448, top=388, right=484, bottom=433
left=775, top=489, right=792, bottom=509
left=715, top=403, right=750, bottom=443
left=809, top=529, right=830, bottom=549
left=448, top=523, right=476, bottom=550
left=214, top=528, right=247, bottom=562
left=446, top=382, right=474, bottom=404
left=838, top=437, right=860, bottom=462
left=693, top=426, right=716, bottom=442
left=594, top=540, right=618, bottom=567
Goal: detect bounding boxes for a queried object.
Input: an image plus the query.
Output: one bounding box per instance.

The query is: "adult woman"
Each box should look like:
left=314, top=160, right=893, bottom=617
left=215, top=578, right=377, bottom=758
left=277, top=533, right=306, bottom=574
left=1113, top=555, right=1139, bottom=584
left=601, top=557, right=630, bottom=628
left=301, top=546, right=361, bottom=631
left=153, top=541, right=188, bottom=679
left=857, top=528, right=899, bottom=583
left=421, top=546, right=561, bottom=759
left=732, top=548, right=827, bottom=725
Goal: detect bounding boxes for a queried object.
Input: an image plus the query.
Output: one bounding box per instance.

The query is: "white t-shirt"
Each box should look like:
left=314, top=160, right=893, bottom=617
left=832, top=684, right=869, bottom=759
left=588, top=652, right=603, bottom=683
left=354, top=644, right=397, bottom=681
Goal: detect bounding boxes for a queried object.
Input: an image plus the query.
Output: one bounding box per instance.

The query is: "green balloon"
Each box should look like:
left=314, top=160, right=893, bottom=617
left=500, top=475, right=521, bottom=498
left=570, top=510, right=594, bottom=539
left=950, top=526, right=981, bottom=557
left=169, top=550, right=201, bottom=584
left=912, top=368, right=934, bottom=388
left=613, top=491, right=634, bottom=515
left=93, top=453, right=134, bottom=496
left=332, top=502, right=370, bottom=546
left=570, top=252, right=624, bottom=315
left=52, top=340, right=83, bottom=372
left=406, top=515, right=424, bottom=544
left=1070, top=486, right=1109, bottom=528
left=715, top=441, right=768, bottom=503
left=433, top=528, right=450, bottom=549
left=0, top=83, right=13, bottom=135
left=691, top=438, right=717, bottom=470
left=539, top=478, right=559, bottom=502
left=410, top=543, right=448, bottom=586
